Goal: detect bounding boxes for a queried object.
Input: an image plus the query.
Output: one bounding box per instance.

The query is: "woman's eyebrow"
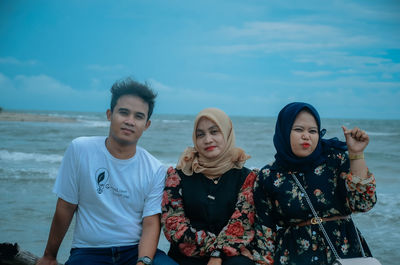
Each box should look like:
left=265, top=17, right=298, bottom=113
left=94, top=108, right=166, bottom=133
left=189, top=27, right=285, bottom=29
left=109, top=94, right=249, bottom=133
left=208, top=125, right=219, bottom=130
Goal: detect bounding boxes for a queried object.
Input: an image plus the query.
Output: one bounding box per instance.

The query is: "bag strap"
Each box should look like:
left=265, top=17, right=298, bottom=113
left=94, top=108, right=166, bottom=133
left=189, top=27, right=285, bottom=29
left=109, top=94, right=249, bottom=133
left=291, top=173, right=367, bottom=259
left=290, top=173, right=341, bottom=260
left=353, top=216, right=366, bottom=257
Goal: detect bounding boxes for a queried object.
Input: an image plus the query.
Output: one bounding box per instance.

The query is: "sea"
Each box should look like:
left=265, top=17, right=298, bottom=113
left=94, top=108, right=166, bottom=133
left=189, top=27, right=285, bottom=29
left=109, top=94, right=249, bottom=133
left=0, top=110, right=399, bottom=264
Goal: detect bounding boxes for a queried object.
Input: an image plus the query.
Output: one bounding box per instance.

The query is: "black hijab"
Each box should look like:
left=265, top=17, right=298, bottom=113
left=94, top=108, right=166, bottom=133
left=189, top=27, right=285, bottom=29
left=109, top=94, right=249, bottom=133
left=272, top=102, right=347, bottom=172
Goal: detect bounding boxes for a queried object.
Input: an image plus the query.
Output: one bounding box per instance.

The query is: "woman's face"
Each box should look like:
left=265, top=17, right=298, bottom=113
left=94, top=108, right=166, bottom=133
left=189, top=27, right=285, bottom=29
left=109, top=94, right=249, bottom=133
left=195, top=117, right=226, bottom=159
left=290, top=110, right=319, bottom=158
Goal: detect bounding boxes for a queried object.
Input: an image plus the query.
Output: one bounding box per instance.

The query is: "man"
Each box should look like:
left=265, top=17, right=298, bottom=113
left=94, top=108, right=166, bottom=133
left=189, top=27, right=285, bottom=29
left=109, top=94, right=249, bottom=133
left=37, top=78, right=177, bottom=265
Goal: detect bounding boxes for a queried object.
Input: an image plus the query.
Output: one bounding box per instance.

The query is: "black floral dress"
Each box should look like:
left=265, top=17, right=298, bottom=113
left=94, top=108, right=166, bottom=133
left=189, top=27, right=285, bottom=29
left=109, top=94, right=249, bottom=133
left=161, top=166, right=258, bottom=264
left=253, top=148, right=377, bottom=265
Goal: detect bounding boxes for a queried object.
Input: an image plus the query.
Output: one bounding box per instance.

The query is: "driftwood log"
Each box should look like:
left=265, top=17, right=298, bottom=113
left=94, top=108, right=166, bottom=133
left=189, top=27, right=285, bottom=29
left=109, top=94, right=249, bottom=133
left=0, top=243, right=63, bottom=265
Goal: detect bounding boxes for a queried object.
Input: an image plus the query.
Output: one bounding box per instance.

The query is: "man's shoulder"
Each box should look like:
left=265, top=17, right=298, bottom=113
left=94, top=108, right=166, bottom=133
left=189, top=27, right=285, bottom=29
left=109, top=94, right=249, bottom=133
left=136, top=146, right=161, bottom=163
left=136, top=146, right=165, bottom=172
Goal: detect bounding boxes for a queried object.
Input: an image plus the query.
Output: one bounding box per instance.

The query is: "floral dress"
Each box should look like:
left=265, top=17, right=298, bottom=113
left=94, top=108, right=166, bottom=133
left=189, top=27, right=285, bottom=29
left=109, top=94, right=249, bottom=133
left=253, top=148, right=377, bottom=265
left=161, top=166, right=258, bottom=264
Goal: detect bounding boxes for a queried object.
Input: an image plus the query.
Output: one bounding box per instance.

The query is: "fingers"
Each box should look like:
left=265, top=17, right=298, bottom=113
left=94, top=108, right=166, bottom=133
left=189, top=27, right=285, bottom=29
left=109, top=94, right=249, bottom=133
left=341, top=125, right=350, bottom=135
left=240, top=247, right=254, bottom=260
left=351, top=127, right=369, bottom=142
left=341, top=126, right=369, bottom=142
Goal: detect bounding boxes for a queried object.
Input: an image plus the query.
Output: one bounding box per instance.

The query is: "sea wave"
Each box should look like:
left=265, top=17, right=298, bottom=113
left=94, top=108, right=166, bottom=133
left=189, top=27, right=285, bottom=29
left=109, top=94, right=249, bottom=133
left=366, top=131, right=399, bottom=136
left=160, top=119, right=191, bottom=123
left=78, top=119, right=109, bottom=127
left=0, top=149, right=62, bottom=163
left=0, top=167, right=59, bottom=180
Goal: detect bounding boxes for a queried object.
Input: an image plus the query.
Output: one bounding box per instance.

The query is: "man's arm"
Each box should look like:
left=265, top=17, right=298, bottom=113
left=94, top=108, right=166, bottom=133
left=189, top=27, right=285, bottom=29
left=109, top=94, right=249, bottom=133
left=36, top=198, right=77, bottom=265
left=137, top=214, right=160, bottom=264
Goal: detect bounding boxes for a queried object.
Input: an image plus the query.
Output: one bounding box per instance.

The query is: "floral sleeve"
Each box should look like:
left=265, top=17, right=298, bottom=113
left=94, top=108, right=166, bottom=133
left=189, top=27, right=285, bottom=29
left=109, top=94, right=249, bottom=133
left=337, top=152, right=377, bottom=212
left=161, top=167, right=217, bottom=257
left=251, top=169, right=276, bottom=264
left=206, top=170, right=258, bottom=257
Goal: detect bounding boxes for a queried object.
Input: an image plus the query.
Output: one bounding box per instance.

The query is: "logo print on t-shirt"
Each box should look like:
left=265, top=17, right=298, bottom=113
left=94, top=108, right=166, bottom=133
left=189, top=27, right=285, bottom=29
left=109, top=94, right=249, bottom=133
left=95, top=168, right=110, bottom=194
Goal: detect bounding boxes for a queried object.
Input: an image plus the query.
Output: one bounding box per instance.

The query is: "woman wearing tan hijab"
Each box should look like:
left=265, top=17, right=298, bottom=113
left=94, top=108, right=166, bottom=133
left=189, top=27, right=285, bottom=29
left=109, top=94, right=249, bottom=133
left=161, top=108, right=258, bottom=265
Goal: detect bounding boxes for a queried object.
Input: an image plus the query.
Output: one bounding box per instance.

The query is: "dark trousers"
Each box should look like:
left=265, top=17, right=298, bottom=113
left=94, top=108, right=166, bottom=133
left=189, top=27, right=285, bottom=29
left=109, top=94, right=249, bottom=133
left=170, top=252, right=255, bottom=265
left=65, top=244, right=177, bottom=265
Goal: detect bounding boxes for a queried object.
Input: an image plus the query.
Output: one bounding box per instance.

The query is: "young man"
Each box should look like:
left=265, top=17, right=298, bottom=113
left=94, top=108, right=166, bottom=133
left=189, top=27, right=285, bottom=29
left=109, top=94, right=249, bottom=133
left=37, top=78, right=177, bottom=265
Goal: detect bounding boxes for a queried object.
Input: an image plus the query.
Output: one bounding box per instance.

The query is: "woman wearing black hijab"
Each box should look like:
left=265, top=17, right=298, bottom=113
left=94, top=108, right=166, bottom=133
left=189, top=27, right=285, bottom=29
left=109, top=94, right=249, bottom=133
left=252, top=102, right=377, bottom=265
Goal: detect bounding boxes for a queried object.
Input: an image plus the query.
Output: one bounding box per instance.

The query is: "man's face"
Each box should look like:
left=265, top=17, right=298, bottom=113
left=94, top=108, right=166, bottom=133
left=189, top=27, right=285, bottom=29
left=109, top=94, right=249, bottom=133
left=107, top=95, right=151, bottom=146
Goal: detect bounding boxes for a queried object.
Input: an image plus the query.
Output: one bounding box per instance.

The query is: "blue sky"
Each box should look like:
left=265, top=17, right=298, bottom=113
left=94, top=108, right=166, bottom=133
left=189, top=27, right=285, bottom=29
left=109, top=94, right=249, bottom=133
left=1, top=0, right=399, bottom=119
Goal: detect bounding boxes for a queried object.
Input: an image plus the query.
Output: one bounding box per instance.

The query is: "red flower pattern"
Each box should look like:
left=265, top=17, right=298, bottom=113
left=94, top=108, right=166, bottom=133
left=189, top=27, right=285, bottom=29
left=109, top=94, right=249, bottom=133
left=226, top=221, right=245, bottom=237
left=165, top=173, right=180, bottom=187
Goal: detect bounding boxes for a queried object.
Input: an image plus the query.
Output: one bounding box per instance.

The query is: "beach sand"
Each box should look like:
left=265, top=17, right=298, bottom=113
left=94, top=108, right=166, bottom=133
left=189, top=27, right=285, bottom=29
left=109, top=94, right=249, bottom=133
left=0, top=111, right=76, bottom=123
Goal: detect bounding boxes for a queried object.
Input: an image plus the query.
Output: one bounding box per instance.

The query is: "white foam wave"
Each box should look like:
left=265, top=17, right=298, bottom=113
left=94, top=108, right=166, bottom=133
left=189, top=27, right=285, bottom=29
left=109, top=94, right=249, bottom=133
left=0, top=167, right=59, bottom=180
left=78, top=119, right=109, bottom=127
left=0, top=150, right=62, bottom=163
left=161, top=119, right=190, bottom=123
left=367, top=131, right=399, bottom=136
left=48, top=113, right=75, bottom=119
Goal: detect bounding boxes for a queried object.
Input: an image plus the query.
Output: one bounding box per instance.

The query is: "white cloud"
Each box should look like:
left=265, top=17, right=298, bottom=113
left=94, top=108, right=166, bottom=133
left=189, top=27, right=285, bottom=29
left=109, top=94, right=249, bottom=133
left=336, top=1, right=400, bottom=23
left=148, top=79, right=174, bottom=92
left=87, top=64, right=125, bottom=72
left=202, top=72, right=233, bottom=81
left=0, top=57, right=37, bottom=66
left=0, top=73, right=109, bottom=111
left=208, top=21, right=379, bottom=54
left=292, top=71, right=332, bottom=78
left=295, top=52, right=400, bottom=76
left=222, top=22, right=341, bottom=40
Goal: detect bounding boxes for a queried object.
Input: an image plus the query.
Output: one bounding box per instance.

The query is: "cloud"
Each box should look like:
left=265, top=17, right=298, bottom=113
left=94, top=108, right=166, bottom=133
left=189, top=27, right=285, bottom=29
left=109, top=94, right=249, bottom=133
left=296, top=52, right=391, bottom=67
left=0, top=73, right=109, bottom=111
left=222, top=22, right=341, bottom=40
left=294, top=52, right=400, bottom=76
left=202, top=72, right=233, bottom=81
left=208, top=21, right=378, bottom=54
left=292, top=71, right=332, bottom=78
left=336, top=1, right=400, bottom=23
left=87, top=64, right=125, bottom=72
left=148, top=79, right=174, bottom=92
left=0, top=57, right=37, bottom=66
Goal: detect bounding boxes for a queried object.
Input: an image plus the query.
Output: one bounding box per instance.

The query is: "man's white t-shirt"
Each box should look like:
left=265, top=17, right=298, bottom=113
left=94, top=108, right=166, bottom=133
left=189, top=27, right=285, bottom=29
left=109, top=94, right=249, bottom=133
left=53, top=136, right=166, bottom=248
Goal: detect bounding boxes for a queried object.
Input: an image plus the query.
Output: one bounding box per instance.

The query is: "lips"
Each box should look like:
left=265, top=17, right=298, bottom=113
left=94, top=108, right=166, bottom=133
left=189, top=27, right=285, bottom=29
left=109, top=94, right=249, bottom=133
left=205, top=146, right=216, bottom=151
left=302, top=143, right=311, bottom=148
left=121, top=128, right=134, bottom=134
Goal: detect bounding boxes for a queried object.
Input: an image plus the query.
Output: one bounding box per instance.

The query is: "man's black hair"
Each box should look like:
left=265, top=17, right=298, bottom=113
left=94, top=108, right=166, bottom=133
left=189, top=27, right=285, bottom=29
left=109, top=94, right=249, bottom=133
left=110, top=78, right=157, bottom=120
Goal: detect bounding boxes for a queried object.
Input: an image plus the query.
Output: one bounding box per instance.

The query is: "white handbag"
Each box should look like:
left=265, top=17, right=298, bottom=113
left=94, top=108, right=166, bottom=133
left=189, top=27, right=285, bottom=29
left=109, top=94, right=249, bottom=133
left=333, top=257, right=382, bottom=265
left=291, top=174, right=382, bottom=265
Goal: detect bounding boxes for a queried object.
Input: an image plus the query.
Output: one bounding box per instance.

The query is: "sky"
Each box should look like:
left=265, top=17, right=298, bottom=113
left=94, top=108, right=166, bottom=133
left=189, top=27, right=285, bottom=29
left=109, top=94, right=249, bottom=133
left=0, top=0, right=399, bottom=119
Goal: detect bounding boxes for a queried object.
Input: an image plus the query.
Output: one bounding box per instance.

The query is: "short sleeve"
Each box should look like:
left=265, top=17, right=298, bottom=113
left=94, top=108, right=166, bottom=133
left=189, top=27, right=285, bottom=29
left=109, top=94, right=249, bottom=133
left=53, top=141, right=79, bottom=205
left=142, top=165, right=167, bottom=218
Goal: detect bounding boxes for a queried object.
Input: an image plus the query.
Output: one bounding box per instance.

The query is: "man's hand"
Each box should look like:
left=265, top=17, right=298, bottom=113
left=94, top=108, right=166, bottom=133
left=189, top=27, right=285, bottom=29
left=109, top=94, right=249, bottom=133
left=207, top=257, right=223, bottom=265
left=37, top=198, right=76, bottom=265
left=240, top=246, right=253, bottom=260
left=36, top=256, right=58, bottom=265
left=137, top=214, right=160, bottom=261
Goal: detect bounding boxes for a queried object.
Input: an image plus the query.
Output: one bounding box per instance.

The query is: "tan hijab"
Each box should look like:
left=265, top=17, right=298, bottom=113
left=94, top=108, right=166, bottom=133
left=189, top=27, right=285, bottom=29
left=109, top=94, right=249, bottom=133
left=176, top=108, right=250, bottom=176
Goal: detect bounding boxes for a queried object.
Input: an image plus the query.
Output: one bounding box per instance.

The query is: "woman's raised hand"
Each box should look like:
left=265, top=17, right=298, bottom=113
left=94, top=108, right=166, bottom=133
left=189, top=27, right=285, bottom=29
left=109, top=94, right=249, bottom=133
left=341, top=126, right=370, bottom=154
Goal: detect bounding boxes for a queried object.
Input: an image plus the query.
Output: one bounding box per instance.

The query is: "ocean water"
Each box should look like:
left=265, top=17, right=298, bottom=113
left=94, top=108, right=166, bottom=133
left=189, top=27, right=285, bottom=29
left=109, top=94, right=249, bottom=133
left=0, top=111, right=399, bottom=264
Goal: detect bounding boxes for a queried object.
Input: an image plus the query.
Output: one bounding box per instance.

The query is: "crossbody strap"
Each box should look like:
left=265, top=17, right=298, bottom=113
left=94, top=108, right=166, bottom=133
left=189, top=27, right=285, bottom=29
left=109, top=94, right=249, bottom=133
left=291, top=173, right=341, bottom=259
left=290, top=173, right=367, bottom=259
